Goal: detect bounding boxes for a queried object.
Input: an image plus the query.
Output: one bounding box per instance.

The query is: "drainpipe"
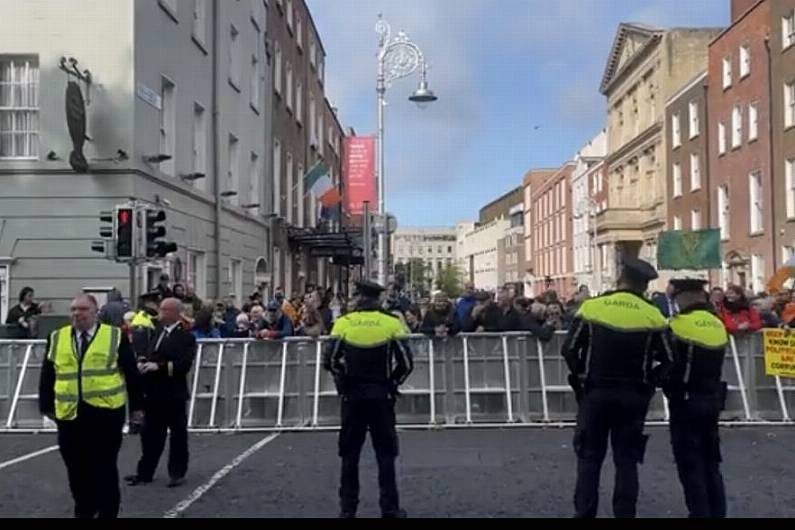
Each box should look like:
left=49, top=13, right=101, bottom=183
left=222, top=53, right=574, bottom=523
left=212, top=0, right=222, bottom=299
left=702, top=77, right=713, bottom=285
left=766, top=37, right=778, bottom=273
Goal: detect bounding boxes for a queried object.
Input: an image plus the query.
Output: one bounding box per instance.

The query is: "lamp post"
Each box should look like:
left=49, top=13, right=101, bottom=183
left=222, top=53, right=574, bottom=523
left=375, top=15, right=437, bottom=286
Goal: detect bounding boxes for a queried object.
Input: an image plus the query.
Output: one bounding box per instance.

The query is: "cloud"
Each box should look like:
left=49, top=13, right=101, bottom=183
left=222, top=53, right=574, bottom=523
left=307, top=0, right=728, bottom=225
left=308, top=0, right=487, bottom=198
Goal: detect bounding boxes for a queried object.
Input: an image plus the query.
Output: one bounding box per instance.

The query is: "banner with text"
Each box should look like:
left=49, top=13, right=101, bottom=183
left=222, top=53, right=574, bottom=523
left=762, top=329, right=795, bottom=378
left=343, top=136, right=376, bottom=216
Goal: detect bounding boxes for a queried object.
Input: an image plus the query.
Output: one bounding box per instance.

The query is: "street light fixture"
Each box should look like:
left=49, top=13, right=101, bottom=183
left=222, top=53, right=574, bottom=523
left=408, top=64, right=438, bottom=109
left=375, top=15, right=437, bottom=286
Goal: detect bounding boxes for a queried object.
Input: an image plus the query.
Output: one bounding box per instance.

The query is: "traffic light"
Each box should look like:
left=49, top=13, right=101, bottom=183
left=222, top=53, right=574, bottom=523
left=116, top=207, right=135, bottom=259
left=145, top=209, right=177, bottom=258
left=91, top=211, right=115, bottom=254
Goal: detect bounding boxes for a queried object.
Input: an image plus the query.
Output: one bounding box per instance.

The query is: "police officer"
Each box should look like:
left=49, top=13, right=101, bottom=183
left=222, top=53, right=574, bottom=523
left=38, top=294, right=144, bottom=518
left=562, top=256, right=672, bottom=518
left=130, top=291, right=160, bottom=357
left=323, top=281, right=413, bottom=519
left=663, top=278, right=728, bottom=518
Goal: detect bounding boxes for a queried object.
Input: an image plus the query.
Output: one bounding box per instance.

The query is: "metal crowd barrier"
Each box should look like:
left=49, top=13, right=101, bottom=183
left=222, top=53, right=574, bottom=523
left=1, top=332, right=793, bottom=433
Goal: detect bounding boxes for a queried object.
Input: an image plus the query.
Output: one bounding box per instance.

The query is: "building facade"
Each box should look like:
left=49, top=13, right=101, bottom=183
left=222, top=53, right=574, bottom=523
left=709, top=0, right=774, bottom=292
left=665, top=71, right=711, bottom=236
left=268, top=0, right=345, bottom=298
left=771, top=0, right=795, bottom=266
left=459, top=219, right=510, bottom=292
left=391, top=226, right=457, bottom=291
left=0, top=0, right=274, bottom=319
left=598, top=23, right=721, bottom=291
left=522, top=169, right=557, bottom=293
left=571, top=130, right=607, bottom=293
left=530, top=163, right=575, bottom=298
left=456, top=221, right=477, bottom=284
left=479, top=186, right=523, bottom=224
left=497, top=204, right=525, bottom=291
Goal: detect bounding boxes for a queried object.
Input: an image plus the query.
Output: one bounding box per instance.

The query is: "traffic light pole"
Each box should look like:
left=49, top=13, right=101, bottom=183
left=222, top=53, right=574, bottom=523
left=129, top=262, right=138, bottom=307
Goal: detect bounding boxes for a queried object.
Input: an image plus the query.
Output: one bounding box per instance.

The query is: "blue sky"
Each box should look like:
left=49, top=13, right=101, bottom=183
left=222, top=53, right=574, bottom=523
left=307, top=0, right=729, bottom=226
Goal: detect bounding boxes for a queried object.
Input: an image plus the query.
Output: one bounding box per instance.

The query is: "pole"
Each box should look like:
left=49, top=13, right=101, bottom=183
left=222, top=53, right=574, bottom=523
left=363, top=201, right=371, bottom=280
left=590, top=210, right=597, bottom=294
left=129, top=262, right=137, bottom=305
left=377, top=77, right=387, bottom=286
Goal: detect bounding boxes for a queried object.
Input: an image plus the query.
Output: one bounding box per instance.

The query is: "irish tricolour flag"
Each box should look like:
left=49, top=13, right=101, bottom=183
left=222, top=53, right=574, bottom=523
left=304, top=161, right=341, bottom=207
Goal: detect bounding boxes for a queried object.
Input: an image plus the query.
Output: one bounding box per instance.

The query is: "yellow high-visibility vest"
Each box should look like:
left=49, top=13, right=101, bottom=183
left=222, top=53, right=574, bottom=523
left=48, top=324, right=125, bottom=421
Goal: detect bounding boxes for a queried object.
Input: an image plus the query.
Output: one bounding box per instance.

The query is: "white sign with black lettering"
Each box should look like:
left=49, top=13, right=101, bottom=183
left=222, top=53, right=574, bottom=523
left=137, top=84, right=162, bottom=110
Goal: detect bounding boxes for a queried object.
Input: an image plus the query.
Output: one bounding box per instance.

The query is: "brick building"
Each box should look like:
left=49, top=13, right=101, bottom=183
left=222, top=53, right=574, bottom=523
left=771, top=0, right=795, bottom=263
left=709, top=0, right=774, bottom=291
left=529, top=163, right=576, bottom=298
left=665, top=71, right=711, bottom=235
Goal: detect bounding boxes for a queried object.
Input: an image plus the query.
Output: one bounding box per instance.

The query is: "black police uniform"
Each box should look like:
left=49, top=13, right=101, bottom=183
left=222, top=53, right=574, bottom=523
left=663, top=280, right=729, bottom=518
left=562, top=257, right=673, bottom=518
left=323, top=281, right=414, bottom=518
left=128, top=321, right=196, bottom=487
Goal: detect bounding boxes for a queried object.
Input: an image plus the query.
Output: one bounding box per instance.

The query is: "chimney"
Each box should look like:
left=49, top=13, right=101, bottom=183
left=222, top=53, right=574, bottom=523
left=731, top=0, right=760, bottom=22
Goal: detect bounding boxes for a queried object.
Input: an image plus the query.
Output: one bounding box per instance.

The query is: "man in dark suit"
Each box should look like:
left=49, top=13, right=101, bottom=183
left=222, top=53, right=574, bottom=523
left=125, top=298, right=196, bottom=488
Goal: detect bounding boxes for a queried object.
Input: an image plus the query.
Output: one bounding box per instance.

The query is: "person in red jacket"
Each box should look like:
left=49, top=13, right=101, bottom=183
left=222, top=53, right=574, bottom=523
left=718, top=285, right=763, bottom=334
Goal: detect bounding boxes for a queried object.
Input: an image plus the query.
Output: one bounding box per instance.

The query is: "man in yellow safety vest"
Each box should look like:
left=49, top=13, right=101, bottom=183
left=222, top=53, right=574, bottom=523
left=38, top=294, right=143, bottom=518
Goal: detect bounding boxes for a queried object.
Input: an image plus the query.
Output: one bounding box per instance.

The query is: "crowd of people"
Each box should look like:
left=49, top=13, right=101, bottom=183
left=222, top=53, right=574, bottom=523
left=11, top=273, right=795, bottom=342
left=653, top=283, right=795, bottom=334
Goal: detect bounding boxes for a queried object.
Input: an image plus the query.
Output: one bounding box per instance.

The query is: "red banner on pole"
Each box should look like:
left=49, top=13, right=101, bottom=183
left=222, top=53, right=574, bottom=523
left=343, top=136, right=376, bottom=216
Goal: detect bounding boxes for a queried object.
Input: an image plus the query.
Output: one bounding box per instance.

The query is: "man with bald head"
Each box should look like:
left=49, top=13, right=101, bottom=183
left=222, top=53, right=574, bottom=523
left=39, top=294, right=144, bottom=518
left=126, top=297, right=196, bottom=489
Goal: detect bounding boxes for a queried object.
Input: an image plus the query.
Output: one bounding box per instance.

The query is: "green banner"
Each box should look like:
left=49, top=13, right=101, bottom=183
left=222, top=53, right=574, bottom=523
left=657, top=229, right=721, bottom=271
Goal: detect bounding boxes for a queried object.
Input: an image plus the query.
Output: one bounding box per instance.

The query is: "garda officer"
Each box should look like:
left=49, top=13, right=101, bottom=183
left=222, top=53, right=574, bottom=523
left=663, top=278, right=729, bottom=518
left=38, top=294, right=144, bottom=518
left=562, top=256, right=672, bottom=518
left=130, top=291, right=160, bottom=357
left=323, top=281, right=414, bottom=519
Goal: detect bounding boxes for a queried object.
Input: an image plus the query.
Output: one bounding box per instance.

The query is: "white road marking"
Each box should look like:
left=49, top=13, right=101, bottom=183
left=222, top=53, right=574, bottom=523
left=0, top=445, right=59, bottom=471
left=163, top=433, right=281, bottom=518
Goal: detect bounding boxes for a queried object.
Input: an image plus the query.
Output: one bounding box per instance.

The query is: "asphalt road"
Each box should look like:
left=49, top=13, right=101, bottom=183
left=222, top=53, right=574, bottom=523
left=1, top=427, right=794, bottom=518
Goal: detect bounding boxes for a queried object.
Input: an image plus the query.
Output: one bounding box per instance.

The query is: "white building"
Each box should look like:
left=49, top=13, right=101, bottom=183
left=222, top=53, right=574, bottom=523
left=391, top=226, right=456, bottom=290
left=0, top=0, right=273, bottom=318
left=458, top=219, right=510, bottom=292
left=571, top=129, right=607, bottom=293
left=456, top=221, right=476, bottom=284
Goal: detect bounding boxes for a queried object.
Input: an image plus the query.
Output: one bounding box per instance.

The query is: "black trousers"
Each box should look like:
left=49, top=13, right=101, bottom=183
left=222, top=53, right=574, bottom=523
left=57, top=405, right=125, bottom=519
left=338, top=397, right=400, bottom=516
left=669, top=397, right=726, bottom=518
left=136, top=397, right=189, bottom=481
left=573, top=387, right=653, bottom=518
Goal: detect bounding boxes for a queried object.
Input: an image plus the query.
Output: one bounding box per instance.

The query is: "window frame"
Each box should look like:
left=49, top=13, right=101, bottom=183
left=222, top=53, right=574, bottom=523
left=0, top=56, right=40, bottom=160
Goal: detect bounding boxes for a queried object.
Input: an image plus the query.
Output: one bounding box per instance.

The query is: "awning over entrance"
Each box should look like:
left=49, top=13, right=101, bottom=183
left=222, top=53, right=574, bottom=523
left=287, top=227, right=364, bottom=266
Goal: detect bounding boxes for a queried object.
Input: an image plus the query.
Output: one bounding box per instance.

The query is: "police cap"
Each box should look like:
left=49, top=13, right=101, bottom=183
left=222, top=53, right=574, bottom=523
left=355, top=281, right=385, bottom=298
left=620, top=255, right=659, bottom=282
left=140, top=290, right=161, bottom=303
left=670, top=278, right=708, bottom=295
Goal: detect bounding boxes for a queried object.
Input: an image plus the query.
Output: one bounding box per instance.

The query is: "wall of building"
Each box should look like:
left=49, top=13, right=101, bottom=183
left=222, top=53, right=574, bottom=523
left=479, top=186, right=523, bottom=224
left=530, top=163, right=575, bottom=298
left=665, top=72, right=710, bottom=233
left=460, top=219, right=509, bottom=292
left=0, top=0, right=273, bottom=316
left=709, top=0, right=773, bottom=291
left=771, top=0, right=795, bottom=264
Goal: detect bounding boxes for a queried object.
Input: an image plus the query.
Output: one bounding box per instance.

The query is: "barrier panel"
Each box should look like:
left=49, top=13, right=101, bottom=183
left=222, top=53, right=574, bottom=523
left=2, top=332, right=793, bottom=432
